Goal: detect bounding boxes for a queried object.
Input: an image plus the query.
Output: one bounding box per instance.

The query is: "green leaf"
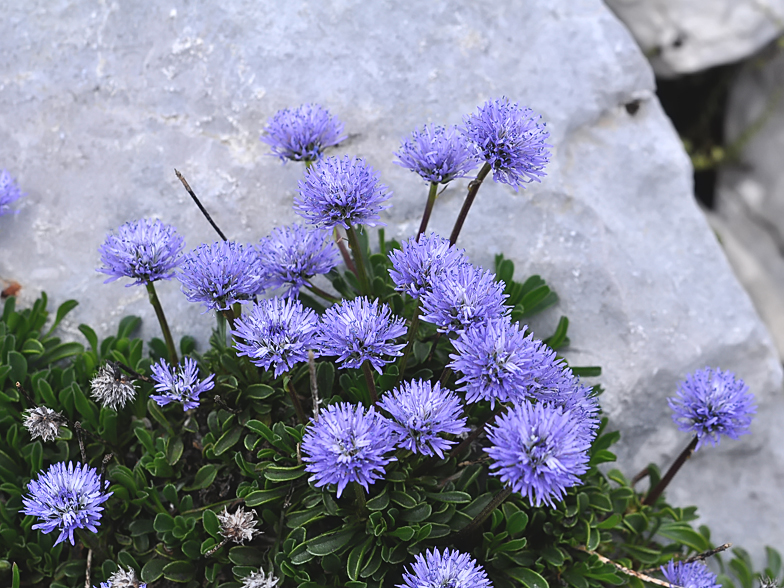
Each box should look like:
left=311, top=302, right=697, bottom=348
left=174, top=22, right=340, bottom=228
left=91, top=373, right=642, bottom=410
left=347, top=537, right=374, bottom=581
left=141, top=559, right=167, bottom=583
left=543, top=316, right=569, bottom=349
left=572, top=366, right=602, bottom=378
left=423, top=490, right=471, bottom=504
left=229, top=546, right=266, bottom=566
left=147, top=399, right=173, bottom=434
left=7, top=351, right=26, bottom=386
left=244, top=383, right=276, bottom=400
left=245, top=420, right=275, bottom=443
left=154, top=512, right=175, bottom=532
left=162, top=560, right=195, bottom=583
left=729, top=555, right=753, bottom=588
left=11, top=562, right=19, bottom=588
left=506, top=511, right=529, bottom=535
left=366, top=490, right=389, bottom=511
left=79, top=324, right=99, bottom=352
left=264, top=465, right=306, bottom=482
left=306, top=527, right=358, bottom=556
left=213, top=426, right=242, bottom=455
left=765, top=546, right=782, bottom=579
left=21, top=338, right=45, bottom=355
left=184, top=464, right=218, bottom=491
left=657, top=522, right=711, bottom=552
left=506, top=567, right=549, bottom=588
left=36, top=341, right=84, bottom=365
left=245, top=486, right=290, bottom=507
left=202, top=509, right=221, bottom=538
left=47, top=299, right=78, bottom=335
left=400, top=503, right=431, bottom=523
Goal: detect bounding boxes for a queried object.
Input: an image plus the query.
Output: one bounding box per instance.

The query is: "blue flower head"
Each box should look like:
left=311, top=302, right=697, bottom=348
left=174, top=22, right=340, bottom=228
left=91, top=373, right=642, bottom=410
left=178, top=241, right=266, bottom=311
left=0, top=169, right=23, bottom=216
left=295, top=156, right=392, bottom=229
left=150, top=357, right=215, bottom=410
left=318, top=296, right=407, bottom=373
left=485, top=401, right=592, bottom=507
left=661, top=560, right=721, bottom=588
left=463, top=98, right=552, bottom=189
left=388, top=233, right=469, bottom=299
left=420, top=264, right=508, bottom=334
left=301, top=402, right=397, bottom=497
left=378, top=379, right=468, bottom=458
left=98, top=218, right=185, bottom=286
left=21, top=461, right=112, bottom=545
left=398, top=547, right=493, bottom=588
left=395, top=124, right=478, bottom=184
left=668, top=367, right=756, bottom=449
left=261, top=103, right=346, bottom=163
left=233, top=297, right=320, bottom=378
left=257, top=224, right=340, bottom=297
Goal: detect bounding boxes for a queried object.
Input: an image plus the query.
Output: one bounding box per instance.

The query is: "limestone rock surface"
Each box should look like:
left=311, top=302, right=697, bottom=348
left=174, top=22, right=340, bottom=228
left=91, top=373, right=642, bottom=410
left=605, top=0, right=784, bottom=76
left=1, top=0, right=782, bottom=558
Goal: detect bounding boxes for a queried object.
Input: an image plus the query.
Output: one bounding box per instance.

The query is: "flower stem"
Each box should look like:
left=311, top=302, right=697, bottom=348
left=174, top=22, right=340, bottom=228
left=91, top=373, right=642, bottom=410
left=305, top=282, right=341, bottom=304
left=353, top=481, right=367, bottom=513
left=446, top=487, right=512, bottom=548
left=417, top=181, right=439, bottom=240
left=333, top=227, right=357, bottom=275
left=174, top=169, right=228, bottom=241
left=361, top=361, right=378, bottom=404
left=642, top=436, right=699, bottom=506
left=449, top=162, right=492, bottom=245
left=286, top=380, right=308, bottom=425
left=346, top=225, right=371, bottom=295
left=221, top=307, right=236, bottom=331
left=446, top=406, right=503, bottom=461
left=145, top=282, right=179, bottom=365
left=396, top=300, right=421, bottom=383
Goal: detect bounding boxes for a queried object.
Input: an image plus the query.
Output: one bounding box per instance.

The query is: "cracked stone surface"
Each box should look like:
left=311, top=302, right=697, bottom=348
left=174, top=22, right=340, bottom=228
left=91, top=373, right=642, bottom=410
left=605, top=0, right=784, bottom=76
left=1, top=0, right=782, bottom=559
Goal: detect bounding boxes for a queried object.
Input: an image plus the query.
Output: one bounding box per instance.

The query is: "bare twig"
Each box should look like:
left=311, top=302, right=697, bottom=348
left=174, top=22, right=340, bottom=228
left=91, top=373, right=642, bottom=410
left=574, top=546, right=685, bottom=588
left=112, top=360, right=152, bottom=383
left=84, top=548, right=92, bottom=588
left=308, top=350, right=319, bottom=422
left=204, top=537, right=229, bottom=557
left=174, top=169, right=228, bottom=241
left=214, top=395, right=241, bottom=414
left=631, top=466, right=650, bottom=487
left=75, top=422, right=87, bottom=463
left=641, top=543, right=732, bottom=574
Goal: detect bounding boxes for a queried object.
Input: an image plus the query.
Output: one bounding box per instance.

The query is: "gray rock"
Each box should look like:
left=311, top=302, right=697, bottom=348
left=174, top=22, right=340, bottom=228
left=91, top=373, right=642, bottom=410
left=605, top=0, right=784, bottom=76
left=1, top=0, right=781, bottom=560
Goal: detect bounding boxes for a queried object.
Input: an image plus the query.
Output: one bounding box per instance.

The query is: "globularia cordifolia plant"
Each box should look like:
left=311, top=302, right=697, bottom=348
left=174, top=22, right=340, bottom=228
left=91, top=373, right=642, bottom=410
left=0, top=99, right=777, bottom=588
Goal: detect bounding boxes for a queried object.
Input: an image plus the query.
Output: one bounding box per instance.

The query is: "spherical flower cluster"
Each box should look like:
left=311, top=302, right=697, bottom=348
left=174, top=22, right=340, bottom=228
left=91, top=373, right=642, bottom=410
left=233, top=297, right=320, bottom=377
left=261, top=103, right=346, bottom=163
left=668, top=367, right=756, bottom=449
left=95, top=566, right=147, bottom=588
left=295, top=156, right=392, bottom=229
left=485, top=401, right=591, bottom=507
left=398, top=548, right=493, bottom=588
left=463, top=98, right=551, bottom=189
left=394, top=124, right=478, bottom=184
left=150, top=357, right=215, bottom=410
left=388, top=233, right=468, bottom=299
left=90, top=363, right=137, bottom=410
left=178, top=241, right=265, bottom=311
left=98, top=218, right=184, bottom=286
left=217, top=505, right=259, bottom=544
left=21, top=461, right=112, bottom=545
left=660, top=560, right=721, bottom=588
left=301, top=402, right=397, bottom=497
left=318, top=297, right=407, bottom=373
left=241, top=568, right=280, bottom=588
left=378, top=380, right=468, bottom=458
left=257, top=224, right=340, bottom=297
left=22, top=406, right=67, bottom=442
left=420, top=264, right=508, bottom=334
left=0, top=169, right=23, bottom=216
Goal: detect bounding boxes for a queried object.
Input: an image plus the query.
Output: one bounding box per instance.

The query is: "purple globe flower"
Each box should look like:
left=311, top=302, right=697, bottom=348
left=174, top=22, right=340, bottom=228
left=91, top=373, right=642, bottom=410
left=261, top=103, right=346, bottom=163
left=388, top=233, right=469, bottom=299
left=301, top=402, right=397, bottom=497
left=233, top=297, right=320, bottom=377
left=394, top=124, right=478, bottom=184
left=318, top=296, right=407, bottom=373
left=0, top=169, right=23, bottom=216
left=398, top=548, right=493, bottom=588
left=485, top=401, right=591, bottom=507
left=98, top=218, right=185, bottom=286
left=295, top=156, right=392, bottom=229
left=257, top=224, right=340, bottom=297
left=661, top=560, right=721, bottom=588
left=21, top=461, right=112, bottom=546
left=178, top=241, right=265, bottom=311
left=463, top=98, right=552, bottom=189
left=668, top=367, right=756, bottom=449
left=150, top=357, right=215, bottom=410
left=420, top=264, right=508, bottom=334
left=378, top=379, right=468, bottom=458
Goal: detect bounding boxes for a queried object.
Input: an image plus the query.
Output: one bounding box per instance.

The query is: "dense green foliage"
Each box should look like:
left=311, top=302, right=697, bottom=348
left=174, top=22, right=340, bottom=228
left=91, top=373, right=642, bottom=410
left=0, top=249, right=780, bottom=588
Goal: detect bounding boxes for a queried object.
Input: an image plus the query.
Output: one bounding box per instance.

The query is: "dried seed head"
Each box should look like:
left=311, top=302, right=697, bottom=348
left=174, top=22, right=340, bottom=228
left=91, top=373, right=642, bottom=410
left=90, top=364, right=137, bottom=410
left=106, top=565, right=147, bottom=588
left=242, top=568, right=280, bottom=588
left=217, top=505, right=259, bottom=544
left=761, top=578, right=779, bottom=588
left=22, top=406, right=66, bottom=442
